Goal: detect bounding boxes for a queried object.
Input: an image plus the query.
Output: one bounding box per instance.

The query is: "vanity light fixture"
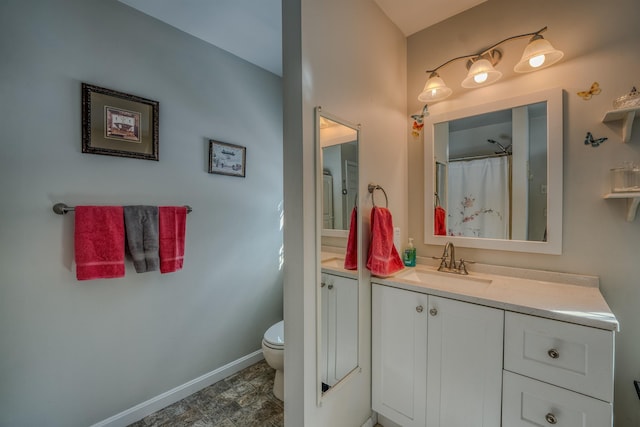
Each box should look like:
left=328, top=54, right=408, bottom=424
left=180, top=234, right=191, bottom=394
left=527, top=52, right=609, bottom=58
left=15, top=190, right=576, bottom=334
left=418, top=26, right=563, bottom=103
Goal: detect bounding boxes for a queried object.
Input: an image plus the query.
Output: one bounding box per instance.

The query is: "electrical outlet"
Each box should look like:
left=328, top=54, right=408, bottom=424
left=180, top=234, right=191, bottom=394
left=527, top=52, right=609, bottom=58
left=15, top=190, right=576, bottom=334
left=394, top=227, right=401, bottom=252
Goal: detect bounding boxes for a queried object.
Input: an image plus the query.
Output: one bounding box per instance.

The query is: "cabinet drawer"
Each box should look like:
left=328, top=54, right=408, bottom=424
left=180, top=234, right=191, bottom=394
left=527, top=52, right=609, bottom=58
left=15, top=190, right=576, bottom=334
left=502, top=371, right=612, bottom=427
left=504, top=312, right=614, bottom=402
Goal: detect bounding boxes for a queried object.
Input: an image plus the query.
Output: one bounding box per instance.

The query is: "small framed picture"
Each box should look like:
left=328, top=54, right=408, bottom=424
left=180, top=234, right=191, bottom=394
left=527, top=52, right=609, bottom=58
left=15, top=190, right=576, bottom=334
left=208, top=140, right=246, bottom=177
left=82, top=83, right=159, bottom=161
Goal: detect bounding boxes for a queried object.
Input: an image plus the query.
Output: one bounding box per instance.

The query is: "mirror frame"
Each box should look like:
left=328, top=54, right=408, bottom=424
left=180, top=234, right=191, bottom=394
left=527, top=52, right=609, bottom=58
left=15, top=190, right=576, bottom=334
left=424, top=88, right=563, bottom=254
left=315, top=106, right=362, bottom=405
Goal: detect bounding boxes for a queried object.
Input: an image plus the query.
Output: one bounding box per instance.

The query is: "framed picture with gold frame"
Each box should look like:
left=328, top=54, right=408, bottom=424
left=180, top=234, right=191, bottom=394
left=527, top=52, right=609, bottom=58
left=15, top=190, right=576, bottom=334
left=81, top=83, right=159, bottom=161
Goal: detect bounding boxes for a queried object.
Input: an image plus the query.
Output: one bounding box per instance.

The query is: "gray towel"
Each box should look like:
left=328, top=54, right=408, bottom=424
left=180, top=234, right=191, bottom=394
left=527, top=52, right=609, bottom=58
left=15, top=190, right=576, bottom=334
left=123, top=206, right=159, bottom=273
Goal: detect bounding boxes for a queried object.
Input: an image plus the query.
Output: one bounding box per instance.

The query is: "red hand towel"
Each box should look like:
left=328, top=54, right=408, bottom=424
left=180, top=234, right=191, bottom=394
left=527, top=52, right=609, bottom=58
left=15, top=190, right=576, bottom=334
left=159, top=206, right=187, bottom=274
left=74, top=206, right=125, bottom=280
left=434, top=206, right=447, bottom=236
left=366, top=206, right=404, bottom=277
left=344, top=206, right=358, bottom=270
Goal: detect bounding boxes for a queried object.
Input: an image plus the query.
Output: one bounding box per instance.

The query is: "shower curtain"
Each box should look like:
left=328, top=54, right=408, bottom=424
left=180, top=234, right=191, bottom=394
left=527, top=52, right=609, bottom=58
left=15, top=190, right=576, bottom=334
left=447, top=156, right=510, bottom=239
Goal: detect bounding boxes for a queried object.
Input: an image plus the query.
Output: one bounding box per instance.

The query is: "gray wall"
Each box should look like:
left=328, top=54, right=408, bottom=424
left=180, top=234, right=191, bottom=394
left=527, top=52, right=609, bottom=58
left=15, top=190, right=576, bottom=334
left=407, top=0, right=640, bottom=424
left=0, top=1, right=283, bottom=426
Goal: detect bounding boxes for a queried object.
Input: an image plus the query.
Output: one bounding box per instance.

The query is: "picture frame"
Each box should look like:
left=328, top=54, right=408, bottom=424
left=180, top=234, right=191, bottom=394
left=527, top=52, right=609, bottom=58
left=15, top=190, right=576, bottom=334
left=208, top=140, right=246, bottom=177
left=82, top=83, right=159, bottom=161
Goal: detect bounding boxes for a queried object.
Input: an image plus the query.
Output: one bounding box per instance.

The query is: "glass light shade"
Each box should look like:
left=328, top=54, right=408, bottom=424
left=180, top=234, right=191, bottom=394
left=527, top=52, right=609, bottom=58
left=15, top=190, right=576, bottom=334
left=418, top=75, right=453, bottom=102
left=514, top=37, right=564, bottom=73
left=461, top=58, right=502, bottom=88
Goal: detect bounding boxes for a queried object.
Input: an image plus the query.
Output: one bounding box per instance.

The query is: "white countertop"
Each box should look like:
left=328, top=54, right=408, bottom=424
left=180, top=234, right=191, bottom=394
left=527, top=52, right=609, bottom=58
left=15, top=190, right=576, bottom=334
left=372, top=264, right=619, bottom=331
left=320, top=254, right=358, bottom=279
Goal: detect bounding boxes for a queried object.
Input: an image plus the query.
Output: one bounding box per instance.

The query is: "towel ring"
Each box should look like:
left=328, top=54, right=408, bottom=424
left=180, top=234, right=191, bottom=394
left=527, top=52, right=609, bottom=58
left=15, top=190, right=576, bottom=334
left=368, top=184, right=388, bottom=208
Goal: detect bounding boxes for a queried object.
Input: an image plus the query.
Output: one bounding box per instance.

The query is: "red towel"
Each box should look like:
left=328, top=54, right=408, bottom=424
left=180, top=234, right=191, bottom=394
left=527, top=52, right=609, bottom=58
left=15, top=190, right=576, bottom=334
left=366, top=206, right=404, bottom=277
left=344, top=207, right=358, bottom=270
left=435, top=206, right=447, bottom=236
left=74, top=206, right=125, bottom=280
left=159, top=206, right=187, bottom=274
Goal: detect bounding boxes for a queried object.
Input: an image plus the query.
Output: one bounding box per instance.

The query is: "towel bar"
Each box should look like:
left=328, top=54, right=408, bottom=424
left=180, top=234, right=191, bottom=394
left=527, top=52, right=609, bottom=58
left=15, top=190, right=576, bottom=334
left=53, top=203, right=192, bottom=215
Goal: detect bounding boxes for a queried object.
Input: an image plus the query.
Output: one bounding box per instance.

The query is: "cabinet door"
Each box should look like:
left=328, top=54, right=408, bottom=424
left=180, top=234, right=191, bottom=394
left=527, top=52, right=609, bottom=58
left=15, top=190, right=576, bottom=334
left=331, top=275, right=358, bottom=383
left=426, top=296, right=504, bottom=427
left=372, top=284, right=428, bottom=427
left=322, top=274, right=358, bottom=387
left=320, top=273, right=330, bottom=385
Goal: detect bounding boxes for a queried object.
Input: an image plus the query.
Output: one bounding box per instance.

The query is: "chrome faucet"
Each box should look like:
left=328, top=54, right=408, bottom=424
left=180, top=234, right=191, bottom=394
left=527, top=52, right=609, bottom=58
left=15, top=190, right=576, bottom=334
left=435, top=242, right=470, bottom=275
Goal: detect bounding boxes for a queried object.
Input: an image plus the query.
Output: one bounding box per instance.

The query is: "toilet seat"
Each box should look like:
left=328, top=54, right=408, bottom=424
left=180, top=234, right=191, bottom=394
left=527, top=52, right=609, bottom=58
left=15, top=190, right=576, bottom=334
left=263, top=320, right=284, bottom=348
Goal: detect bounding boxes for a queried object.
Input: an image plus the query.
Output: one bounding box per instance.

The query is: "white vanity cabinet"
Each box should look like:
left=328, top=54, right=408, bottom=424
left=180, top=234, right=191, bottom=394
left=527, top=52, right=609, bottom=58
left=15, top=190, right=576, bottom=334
left=372, top=267, right=618, bottom=427
left=320, top=272, right=358, bottom=387
left=372, top=283, right=504, bottom=427
left=502, top=312, right=615, bottom=426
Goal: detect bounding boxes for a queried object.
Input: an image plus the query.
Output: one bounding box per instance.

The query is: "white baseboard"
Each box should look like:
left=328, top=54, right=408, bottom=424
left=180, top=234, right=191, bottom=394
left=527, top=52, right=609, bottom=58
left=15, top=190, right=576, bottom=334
left=376, top=413, right=401, bottom=427
left=361, top=412, right=378, bottom=427
left=91, top=350, right=264, bottom=427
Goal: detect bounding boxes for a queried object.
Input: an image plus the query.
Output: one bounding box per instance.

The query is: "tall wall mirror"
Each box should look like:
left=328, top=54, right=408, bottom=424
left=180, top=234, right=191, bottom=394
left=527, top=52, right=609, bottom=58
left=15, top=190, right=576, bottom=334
left=315, top=107, right=360, bottom=402
left=425, top=88, right=563, bottom=254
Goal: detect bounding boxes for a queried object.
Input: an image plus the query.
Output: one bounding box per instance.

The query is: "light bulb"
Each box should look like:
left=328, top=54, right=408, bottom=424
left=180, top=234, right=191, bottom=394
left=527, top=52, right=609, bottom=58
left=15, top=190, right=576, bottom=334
left=474, top=72, right=488, bottom=84
left=529, top=54, right=545, bottom=68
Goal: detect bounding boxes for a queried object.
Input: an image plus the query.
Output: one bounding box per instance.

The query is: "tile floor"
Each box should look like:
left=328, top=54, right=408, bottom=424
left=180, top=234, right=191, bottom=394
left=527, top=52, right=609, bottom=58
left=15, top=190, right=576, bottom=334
left=128, top=360, right=283, bottom=427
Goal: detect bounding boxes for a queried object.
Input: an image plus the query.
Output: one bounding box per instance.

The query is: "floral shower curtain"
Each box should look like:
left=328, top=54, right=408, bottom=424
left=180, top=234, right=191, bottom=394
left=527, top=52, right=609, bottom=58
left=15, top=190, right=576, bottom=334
left=447, top=156, right=510, bottom=239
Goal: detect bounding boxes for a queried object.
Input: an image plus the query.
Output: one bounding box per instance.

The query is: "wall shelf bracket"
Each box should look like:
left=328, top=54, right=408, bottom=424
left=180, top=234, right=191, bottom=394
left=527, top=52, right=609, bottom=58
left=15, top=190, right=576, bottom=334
left=602, top=107, right=640, bottom=143
left=603, top=192, right=640, bottom=221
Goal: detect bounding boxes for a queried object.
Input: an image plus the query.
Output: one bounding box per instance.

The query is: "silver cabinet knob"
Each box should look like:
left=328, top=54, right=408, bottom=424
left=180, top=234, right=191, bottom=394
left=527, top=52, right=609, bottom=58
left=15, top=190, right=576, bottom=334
left=547, top=349, right=559, bottom=359
left=545, top=413, right=557, bottom=424
left=327, top=284, right=334, bottom=290
left=429, top=308, right=438, bottom=316
left=416, top=305, right=424, bottom=313
left=321, top=282, right=326, bottom=288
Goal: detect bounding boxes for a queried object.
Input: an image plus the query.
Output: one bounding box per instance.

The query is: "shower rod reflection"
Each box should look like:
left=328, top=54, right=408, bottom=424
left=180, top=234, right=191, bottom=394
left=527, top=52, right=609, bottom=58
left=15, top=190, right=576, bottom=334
left=52, top=203, right=193, bottom=215
left=449, top=152, right=511, bottom=162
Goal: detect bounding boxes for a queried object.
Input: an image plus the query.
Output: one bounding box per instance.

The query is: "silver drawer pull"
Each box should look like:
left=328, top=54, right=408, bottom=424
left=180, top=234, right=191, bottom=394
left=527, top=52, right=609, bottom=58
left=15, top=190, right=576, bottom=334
left=547, top=349, right=559, bottom=359
left=328, top=284, right=334, bottom=290
left=416, top=305, right=424, bottom=313
left=545, top=413, right=557, bottom=424
left=429, top=308, right=438, bottom=316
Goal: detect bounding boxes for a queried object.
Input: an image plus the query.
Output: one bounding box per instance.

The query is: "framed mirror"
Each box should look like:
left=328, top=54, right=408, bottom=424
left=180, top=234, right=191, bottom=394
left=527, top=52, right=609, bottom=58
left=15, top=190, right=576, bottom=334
left=315, top=107, right=360, bottom=402
left=424, top=88, right=563, bottom=254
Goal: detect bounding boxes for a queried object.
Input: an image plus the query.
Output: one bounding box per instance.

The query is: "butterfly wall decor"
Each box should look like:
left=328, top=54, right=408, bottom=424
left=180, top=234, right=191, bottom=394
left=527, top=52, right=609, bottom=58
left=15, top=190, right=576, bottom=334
left=584, top=131, right=608, bottom=147
left=577, top=82, right=601, bottom=100
left=411, top=104, right=429, bottom=137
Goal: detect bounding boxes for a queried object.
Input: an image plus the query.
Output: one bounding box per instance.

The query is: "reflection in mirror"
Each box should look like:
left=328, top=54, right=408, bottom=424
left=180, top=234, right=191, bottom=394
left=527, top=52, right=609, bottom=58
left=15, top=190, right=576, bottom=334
left=321, top=122, right=358, bottom=235
left=436, top=102, right=547, bottom=240
left=316, top=107, right=360, bottom=401
left=425, top=88, right=563, bottom=254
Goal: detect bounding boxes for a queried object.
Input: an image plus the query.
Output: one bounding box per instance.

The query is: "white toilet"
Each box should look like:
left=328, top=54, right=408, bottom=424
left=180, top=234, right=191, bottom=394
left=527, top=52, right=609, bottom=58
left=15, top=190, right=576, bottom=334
left=262, top=320, right=284, bottom=401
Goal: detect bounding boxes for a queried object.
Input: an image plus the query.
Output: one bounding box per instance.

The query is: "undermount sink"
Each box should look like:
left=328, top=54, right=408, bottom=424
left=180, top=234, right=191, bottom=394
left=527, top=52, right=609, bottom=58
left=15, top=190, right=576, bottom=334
left=397, top=267, right=492, bottom=288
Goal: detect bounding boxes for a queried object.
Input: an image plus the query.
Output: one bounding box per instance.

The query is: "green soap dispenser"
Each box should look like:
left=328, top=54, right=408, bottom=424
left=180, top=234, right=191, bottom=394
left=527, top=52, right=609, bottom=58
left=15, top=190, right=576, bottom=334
left=403, top=238, right=416, bottom=267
